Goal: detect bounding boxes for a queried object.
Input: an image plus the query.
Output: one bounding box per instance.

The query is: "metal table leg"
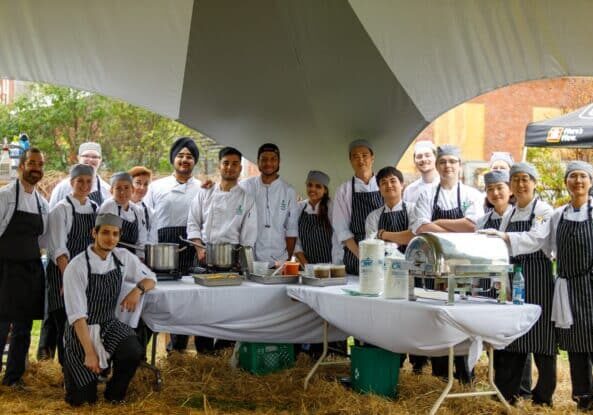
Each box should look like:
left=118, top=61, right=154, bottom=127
left=303, top=320, right=349, bottom=390
left=140, top=331, right=162, bottom=391
left=429, top=344, right=512, bottom=415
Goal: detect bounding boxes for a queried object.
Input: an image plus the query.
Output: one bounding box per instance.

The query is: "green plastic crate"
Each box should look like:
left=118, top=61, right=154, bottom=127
left=351, top=345, right=401, bottom=398
left=238, top=342, right=295, bottom=375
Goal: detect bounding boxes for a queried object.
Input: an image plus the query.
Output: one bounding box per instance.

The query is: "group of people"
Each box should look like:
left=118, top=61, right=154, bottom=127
left=1, top=134, right=593, bottom=410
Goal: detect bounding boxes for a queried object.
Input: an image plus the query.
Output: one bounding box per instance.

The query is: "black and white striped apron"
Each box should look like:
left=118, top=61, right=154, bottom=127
left=297, top=204, right=332, bottom=264
left=47, top=196, right=97, bottom=312
left=118, top=205, right=139, bottom=253
left=158, top=227, right=195, bottom=274
left=426, top=183, right=464, bottom=290
left=556, top=201, right=593, bottom=352
left=343, top=178, right=383, bottom=275
left=377, top=203, right=409, bottom=255
left=505, top=200, right=555, bottom=356
left=63, top=250, right=136, bottom=388
left=88, top=178, right=103, bottom=206
left=479, top=211, right=502, bottom=297
left=140, top=201, right=151, bottom=234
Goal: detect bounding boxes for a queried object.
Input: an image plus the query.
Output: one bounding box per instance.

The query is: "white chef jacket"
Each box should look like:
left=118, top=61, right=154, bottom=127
left=143, top=175, right=201, bottom=231
left=132, top=200, right=158, bottom=244
left=239, top=176, right=299, bottom=263
left=332, top=176, right=380, bottom=243
left=294, top=199, right=343, bottom=264
left=49, top=174, right=110, bottom=209
left=99, top=198, right=148, bottom=257
left=545, top=199, right=593, bottom=259
left=48, top=195, right=97, bottom=262
left=365, top=201, right=415, bottom=239
left=410, top=181, right=484, bottom=234
left=0, top=180, right=49, bottom=248
left=402, top=176, right=439, bottom=204
left=475, top=205, right=512, bottom=230
left=187, top=183, right=257, bottom=246
left=499, top=197, right=553, bottom=258
left=63, top=246, right=156, bottom=325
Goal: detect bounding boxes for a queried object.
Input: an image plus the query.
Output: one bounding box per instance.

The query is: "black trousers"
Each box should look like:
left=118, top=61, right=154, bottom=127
left=0, top=320, right=32, bottom=385
left=49, top=308, right=67, bottom=366
left=409, top=354, right=428, bottom=372
left=430, top=355, right=473, bottom=383
left=65, top=335, right=143, bottom=406
left=494, top=350, right=556, bottom=405
left=37, top=311, right=57, bottom=360
left=168, top=334, right=234, bottom=353
left=134, top=318, right=153, bottom=360
left=568, top=352, right=593, bottom=400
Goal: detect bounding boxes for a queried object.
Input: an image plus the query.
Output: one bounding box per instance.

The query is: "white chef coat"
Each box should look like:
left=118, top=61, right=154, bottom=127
left=332, top=176, right=380, bottom=243
left=239, top=176, right=299, bottom=263
left=365, top=201, right=415, bottom=239
left=402, top=176, right=439, bottom=204
left=545, top=199, right=593, bottom=258
left=294, top=199, right=343, bottom=264
left=63, top=246, right=156, bottom=325
left=132, top=200, right=158, bottom=244
left=49, top=174, right=110, bottom=209
left=143, top=175, right=202, bottom=231
left=187, top=183, right=257, bottom=246
left=499, top=197, right=553, bottom=258
left=410, top=181, right=484, bottom=234
left=475, top=205, right=512, bottom=230
left=48, top=195, right=97, bottom=262
left=99, top=198, right=148, bottom=256
left=0, top=180, right=49, bottom=248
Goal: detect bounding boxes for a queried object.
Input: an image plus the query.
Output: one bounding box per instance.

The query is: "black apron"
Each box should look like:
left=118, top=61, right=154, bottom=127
left=478, top=210, right=503, bottom=297
left=141, top=201, right=151, bottom=234
left=0, top=180, right=45, bottom=321
left=556, top=201, right=593, bottom=352
left=297, top=204, right=332, bottom=264
left=47, top=196, right=97, bottom=312
left=118, top=205, right=139, bottom=253
left=343, top=177, right=383, bottom=275
left=158, top=227, right=195, bottom=274
left=377, top=202, right=409, bottom=254
left=88, top=178, right=104, bottom=206
left=505, top=199, right=555, bottom=355
left=63, top=250, right=136, bottom=387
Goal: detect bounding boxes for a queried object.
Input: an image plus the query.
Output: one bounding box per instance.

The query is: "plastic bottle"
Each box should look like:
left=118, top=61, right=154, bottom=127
left=0, top=139, right=11, bottom=181
left=18, top=133, right=30, bottom=151
left=8, top=138, right=23, bottom=179
left=512, top=265, right=525, bottom=305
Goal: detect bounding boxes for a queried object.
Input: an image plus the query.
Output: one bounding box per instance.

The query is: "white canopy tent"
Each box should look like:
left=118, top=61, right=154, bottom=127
left=1, top=0, right=593, bottom=190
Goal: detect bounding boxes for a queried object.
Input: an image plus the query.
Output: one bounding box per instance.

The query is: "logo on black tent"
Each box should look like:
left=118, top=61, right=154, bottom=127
left=546, top=127, right=563, bottom=143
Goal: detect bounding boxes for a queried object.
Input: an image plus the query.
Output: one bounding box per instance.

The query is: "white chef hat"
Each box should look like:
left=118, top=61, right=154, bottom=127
left=489, top=152, right=514, bottom=168
left=78, top=142, right=102, bottom=156
left=413, top=141, right=436, bottom=155
left=564, top=160, right=593, bottom=181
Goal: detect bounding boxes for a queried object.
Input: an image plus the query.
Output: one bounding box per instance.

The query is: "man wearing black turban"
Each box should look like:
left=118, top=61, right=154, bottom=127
left=169, top=136, right=200, bottom=165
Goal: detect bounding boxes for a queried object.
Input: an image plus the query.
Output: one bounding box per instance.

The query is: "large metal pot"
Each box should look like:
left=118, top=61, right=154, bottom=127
left=119, top=241, right=186, bottom=272
left=206, top=243, right=241, bottom=269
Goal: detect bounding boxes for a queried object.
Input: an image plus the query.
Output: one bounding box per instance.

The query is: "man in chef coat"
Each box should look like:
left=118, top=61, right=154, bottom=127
left=402, top=141, right=439, bottom=204
left=143, top=136, right=201, bottom=352
left=240, top=143, right=299, bottom=265
left=0, top=147, right=49, bottom=388
left=186, top=146, right=257, bottom=352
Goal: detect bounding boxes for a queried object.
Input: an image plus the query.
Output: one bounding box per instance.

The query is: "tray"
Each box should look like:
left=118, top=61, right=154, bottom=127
left=193, top=273, right=243, bottom=287
left=301, top=276, right=347, bottom=287
left=248, top=273, right=300, bottom=284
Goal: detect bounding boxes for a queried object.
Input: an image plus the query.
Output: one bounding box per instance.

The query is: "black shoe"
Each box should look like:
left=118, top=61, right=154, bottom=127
left=576, top=395, right=593, bottom=411
left=3, top=379, right=28, bottom=391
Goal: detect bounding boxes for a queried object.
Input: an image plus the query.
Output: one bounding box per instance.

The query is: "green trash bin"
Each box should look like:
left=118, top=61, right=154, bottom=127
left=351, top=345, right=401, bottom=398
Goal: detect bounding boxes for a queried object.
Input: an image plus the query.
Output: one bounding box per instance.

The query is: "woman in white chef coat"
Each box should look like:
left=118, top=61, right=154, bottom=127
left=47, top=164, right=98, bottom=366
left=548, top=161, right=593, bottom=410
left=62, top=213, right=156, bottom=406
left=99, top=172, right=148, bottom=258
left=488, top=162, right=556, bottom=406
left=129, top=166, right=158, bottom=244
left=295, top=170, right=341, bottom=266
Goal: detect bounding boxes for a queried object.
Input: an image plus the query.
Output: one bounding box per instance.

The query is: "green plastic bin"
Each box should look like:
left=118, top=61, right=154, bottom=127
left=351, top=345, right=401, bottom=398
left=238, top=342, right=295, bottom=375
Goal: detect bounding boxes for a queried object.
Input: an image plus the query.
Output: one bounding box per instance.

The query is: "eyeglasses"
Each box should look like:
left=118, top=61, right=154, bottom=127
left=80, top=154, right=101, bottom=160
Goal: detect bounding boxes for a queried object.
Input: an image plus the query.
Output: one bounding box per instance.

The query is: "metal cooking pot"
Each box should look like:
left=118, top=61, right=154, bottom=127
left=118, top=241, right=187, bottom=272
left=178, top=237, right=242, bottom=269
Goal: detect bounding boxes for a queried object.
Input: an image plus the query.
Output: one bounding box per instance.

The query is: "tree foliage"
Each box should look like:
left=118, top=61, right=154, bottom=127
left=0, top=83, right=221, bottom=174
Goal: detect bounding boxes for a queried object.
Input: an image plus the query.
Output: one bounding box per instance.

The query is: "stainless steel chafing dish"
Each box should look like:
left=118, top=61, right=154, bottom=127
left=404, top=232, right=512, bottom=305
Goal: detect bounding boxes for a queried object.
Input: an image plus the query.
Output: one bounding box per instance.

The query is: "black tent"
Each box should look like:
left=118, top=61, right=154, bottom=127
left=525, top=103, right=593, bottom=148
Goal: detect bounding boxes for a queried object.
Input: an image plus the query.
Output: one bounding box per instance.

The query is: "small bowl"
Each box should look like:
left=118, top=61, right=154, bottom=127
left=253, top=261, right=269, bottom=276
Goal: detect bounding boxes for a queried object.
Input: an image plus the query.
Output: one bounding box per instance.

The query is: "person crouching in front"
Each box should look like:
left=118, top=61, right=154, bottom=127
left=62, top=213, right=156, bottom=406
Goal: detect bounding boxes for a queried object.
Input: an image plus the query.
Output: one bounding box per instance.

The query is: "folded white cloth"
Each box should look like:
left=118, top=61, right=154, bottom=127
left=551, top=277, right=573, bottom=329
left=88, top=324, right=110, bottom=369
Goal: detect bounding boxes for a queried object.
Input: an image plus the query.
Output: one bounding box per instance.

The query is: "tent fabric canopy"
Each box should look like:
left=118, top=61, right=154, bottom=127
left=2, top=0, right=593, bottom=191
left=525, top=103, right=593, bottom=148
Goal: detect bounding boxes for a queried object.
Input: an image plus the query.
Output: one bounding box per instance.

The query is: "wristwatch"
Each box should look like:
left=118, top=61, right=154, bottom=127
left=136, top=282, right=146, bottom=296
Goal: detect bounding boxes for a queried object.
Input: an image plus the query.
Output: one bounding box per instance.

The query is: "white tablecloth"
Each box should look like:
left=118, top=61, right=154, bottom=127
left=141, top=277, right=346, bottom=343
left=287, top=280, right=541, bottom=367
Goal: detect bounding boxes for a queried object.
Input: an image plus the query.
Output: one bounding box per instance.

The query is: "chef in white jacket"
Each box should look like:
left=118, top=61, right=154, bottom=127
left=129, top=166, right=158, bottom=244
left=49, top=142, right=110, bottom=208
left=240, top=143, right=298, bottom=265
left=402, top=141, right=439, bottom=204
